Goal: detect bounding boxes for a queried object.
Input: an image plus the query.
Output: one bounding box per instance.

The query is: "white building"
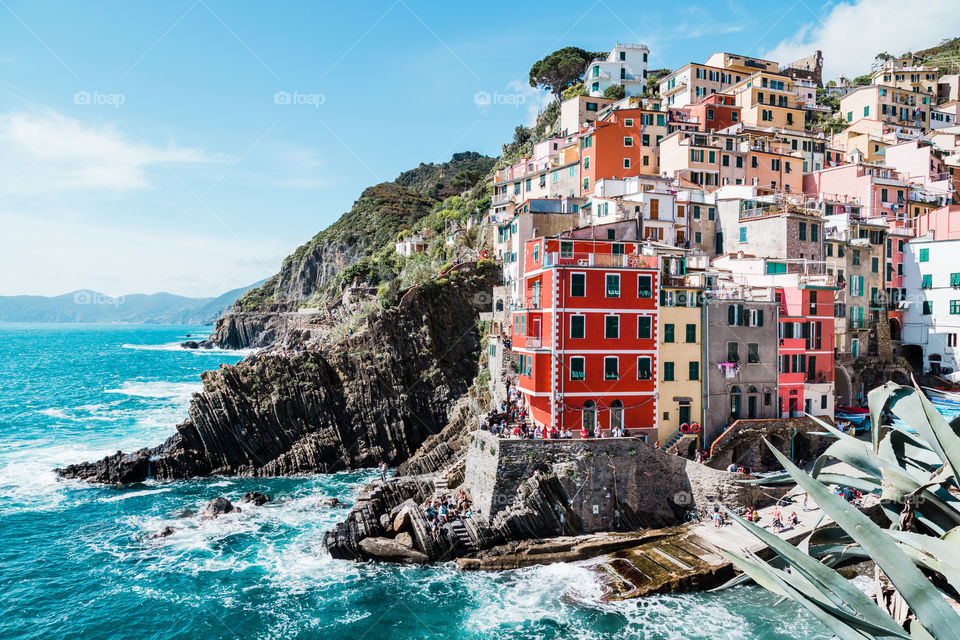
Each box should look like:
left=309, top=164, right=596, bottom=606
left=901, top=234, right=960, bottom=376
left=931, top=102, right=958, bottom=131
left=395, top=236, right=425, bottom=256
left=585, top=43, right=649, bottom=98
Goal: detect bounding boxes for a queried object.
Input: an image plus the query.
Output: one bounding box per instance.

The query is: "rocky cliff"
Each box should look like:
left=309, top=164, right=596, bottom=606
left=58, top=266, right=497, bottom=483
left=206, top=152, right=495, bottom=349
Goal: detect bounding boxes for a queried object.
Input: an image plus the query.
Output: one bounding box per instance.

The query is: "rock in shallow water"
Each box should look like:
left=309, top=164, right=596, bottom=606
left=201, top=497, right=240, bottom=519
left=239, top=492, right=270, bottom=506
left=359, top=537, right=429, bottom=564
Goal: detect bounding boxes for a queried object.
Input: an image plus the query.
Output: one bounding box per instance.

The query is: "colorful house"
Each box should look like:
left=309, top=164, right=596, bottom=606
left=511, top=234, right=660, bottom=440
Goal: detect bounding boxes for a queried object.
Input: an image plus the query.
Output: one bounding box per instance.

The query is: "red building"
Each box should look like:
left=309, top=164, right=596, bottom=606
left=510, top=235, right=660, bottom=439
left=684, top=94, right=741, bottom=132
left=776, top=285, right=837, bottom=417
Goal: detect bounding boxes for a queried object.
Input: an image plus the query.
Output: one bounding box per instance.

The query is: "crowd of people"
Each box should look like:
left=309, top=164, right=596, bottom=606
left=422, top=489, right=473, bottom=540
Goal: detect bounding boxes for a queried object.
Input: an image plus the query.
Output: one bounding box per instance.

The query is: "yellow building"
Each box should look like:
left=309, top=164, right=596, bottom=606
left=729, top=72, right=805, bottom=131
left=704, top=52, right=779, bottom=75
left=657, top=277, right=704, bottom=447
left=840, top=85, right=933, bottom=133
left=871, top=58, right=938, bottom=96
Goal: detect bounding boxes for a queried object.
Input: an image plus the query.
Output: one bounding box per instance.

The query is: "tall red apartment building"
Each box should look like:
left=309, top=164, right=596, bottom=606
left=510, top=235, right=660, bottom=440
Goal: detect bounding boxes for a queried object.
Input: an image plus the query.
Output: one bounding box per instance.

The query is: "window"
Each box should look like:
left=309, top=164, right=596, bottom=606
left=664, top=323, right=675, bottom=343
left=624, top=118, right=633, bottom=127
left=637, top=315, right=652, bottom=339
left=605, top=315, right=619, bottom=339
left=872, top=257, right=879, bottom=273
left=624, top=136, right=633, bottom=147
left=604, top=357, right=619, bottom=380
left=623, top=158, right=631, bottom=169
left=570, top=315, right=585, bottom=339
left=740, top=227, right=747, bottom=242
left=922, top=274, right=932, bottom=289
left=685, top=324, right=696, bottom=343
left=570, top=357, right=585, bottom=380
left=688, top=361, right=699, bottom=381
left=920, top=248, right=929, bottom=262
left=637, top=356, right=652, bottom=380
left=951, top=300, right=960, bottom=315
left=749, top=309, right=764, bottom=327
left=798, top=222, right=806, bottom=241
left=663, top=361, right=675, bottom=381
left=949, top=334, right=958, bottom=348
left=612, top=242, right=624, bottom=255
left=606, top=274, right=620, bottom=297
left=560, top=241, right=573, bottom=258
left=571, top=273, right=586, bottom=297
left=727, top=342, right=739, bottom=362
left=852, top=250, right=860, bottom=266
left=748, top=342, right=759, bottom=364
left=923, top=301, right=933, bottom=315
left=638, top=275, right=652, bottom=297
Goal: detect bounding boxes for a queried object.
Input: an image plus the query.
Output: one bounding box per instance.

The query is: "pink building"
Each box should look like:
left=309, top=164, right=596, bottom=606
left=914, top=204, right=960, bottom=240
left=804, top=163, right=910, bottom=227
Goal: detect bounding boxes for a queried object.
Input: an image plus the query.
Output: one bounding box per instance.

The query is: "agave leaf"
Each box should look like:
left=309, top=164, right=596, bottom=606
left=724, top=507, right=906, bottom=636
left=909, top=376, right=960, bottom=489
left=763, top=441, right=960, bottom=638
left=870, top=382, right=904, bottom=454
left=720, top=549, right=903, bottom=640
left=815, top=437, right=885, bottom=480
left=816, top=473, right=882, bottom=495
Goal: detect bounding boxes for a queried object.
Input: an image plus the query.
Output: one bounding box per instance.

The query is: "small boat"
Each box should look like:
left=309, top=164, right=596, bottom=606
left=836, top=406, right=868, bottom=415
left=923, top=386, right=960, bottom=402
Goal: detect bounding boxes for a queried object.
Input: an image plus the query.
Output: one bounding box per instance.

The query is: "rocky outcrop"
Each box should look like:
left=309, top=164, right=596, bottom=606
left=201, top=497, right=239, bottom=519
left=57, top=268, right=497, bottom=484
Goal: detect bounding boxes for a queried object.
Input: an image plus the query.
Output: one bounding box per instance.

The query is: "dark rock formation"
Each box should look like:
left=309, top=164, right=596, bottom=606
left=152, top=526, right=175, bottom=538
left=321, top=497, right=341, bottom=508
left=201, top=497, right=239, bottom=519
left=239, top=492, right=270, bottom=506
left=56, top=268, right=496, bottom=484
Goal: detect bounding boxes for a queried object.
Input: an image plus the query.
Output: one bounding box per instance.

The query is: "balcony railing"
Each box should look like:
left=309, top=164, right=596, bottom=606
left=542, top=252, right=659, bottom=269
left=849, top=319, right=875, bottom=330
left=525, top=336, right=542, bottom=349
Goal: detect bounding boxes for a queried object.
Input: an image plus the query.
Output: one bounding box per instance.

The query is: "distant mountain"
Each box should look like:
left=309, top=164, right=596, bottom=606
left=0, top=280, right=267, bottom=324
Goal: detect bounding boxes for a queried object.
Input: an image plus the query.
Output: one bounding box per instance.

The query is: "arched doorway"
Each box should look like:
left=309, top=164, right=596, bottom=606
left=902, top=344, right=923, bottom=372
left=835, top=366, right=852, bottom=407
left=730, top=386, right=742, bottom=421
left=582, top=400, right=596, bottom=436
left=495, top=299, right=504, bottom=312
left=610, top=400, right=623, bottom=434
left=888, top=317, right=901, bottom=341
left=747, top=386, right=759, bottom=419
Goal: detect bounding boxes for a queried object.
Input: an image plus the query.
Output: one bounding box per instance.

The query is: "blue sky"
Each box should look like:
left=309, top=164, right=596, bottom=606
left=1, top=0, right=957, bottom=296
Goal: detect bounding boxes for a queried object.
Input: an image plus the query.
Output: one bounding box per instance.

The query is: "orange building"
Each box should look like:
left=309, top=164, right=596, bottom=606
left=580, top=107, right=668, bottom=194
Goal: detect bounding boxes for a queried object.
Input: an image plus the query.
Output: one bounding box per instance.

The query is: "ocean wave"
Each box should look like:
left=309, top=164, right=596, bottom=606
left=104, top=380, right=201, bottom=399
left=122, top=342, right=253, bottom=357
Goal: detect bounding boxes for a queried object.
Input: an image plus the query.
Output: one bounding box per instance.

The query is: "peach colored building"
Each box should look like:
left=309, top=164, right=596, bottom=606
left=728, top=72, right=805, bottom=131
left=840, top=85, right=933, bottom=133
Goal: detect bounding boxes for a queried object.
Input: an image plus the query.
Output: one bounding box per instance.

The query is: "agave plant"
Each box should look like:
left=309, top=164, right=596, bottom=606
left=717, top=378, right=960, bottom=639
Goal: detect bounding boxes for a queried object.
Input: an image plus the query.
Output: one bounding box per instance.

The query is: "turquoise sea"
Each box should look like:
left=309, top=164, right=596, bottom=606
left=0, top=323, right=834, bottom=639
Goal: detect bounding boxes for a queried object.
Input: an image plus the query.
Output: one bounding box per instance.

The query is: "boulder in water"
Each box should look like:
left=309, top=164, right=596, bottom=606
left=201, top=497, right=239, bottom=519
left=181, top=341, right=200, bottom=349
left=395, top=532, right=414, bottom=548
left=152, top=526, right=175, bottom=538
left=359, top=537, right=429, bottom=564
left=321, top=497, right=340, bottom=508
left=239, top=492, right=270, bottom=506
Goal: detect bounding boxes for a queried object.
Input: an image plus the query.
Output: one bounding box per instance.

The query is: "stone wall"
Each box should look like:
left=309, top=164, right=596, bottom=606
left=465, top=430, right=775, bottom=532
left=705, top=416, right=834, bottom=471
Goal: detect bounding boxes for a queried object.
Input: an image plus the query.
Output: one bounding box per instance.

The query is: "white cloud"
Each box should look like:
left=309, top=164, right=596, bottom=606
left=763, top=0, right=960, bottom=81
left=0, top=210, right=288, bottom=297
left=0, top=109, right=223, bottom=193
left=505, top=79, right=555, bottom=127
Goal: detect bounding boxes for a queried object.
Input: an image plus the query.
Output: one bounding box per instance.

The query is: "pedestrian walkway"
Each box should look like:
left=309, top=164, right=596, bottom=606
left=595, top=461, right=876, bottom=599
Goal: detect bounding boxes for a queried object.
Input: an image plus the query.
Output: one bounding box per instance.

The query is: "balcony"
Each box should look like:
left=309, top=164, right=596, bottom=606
left=542, top=252, right=659, bottom=269
left=849, top=319, right=875, bottom=330
left=524, top=336, right=542, bottom=349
